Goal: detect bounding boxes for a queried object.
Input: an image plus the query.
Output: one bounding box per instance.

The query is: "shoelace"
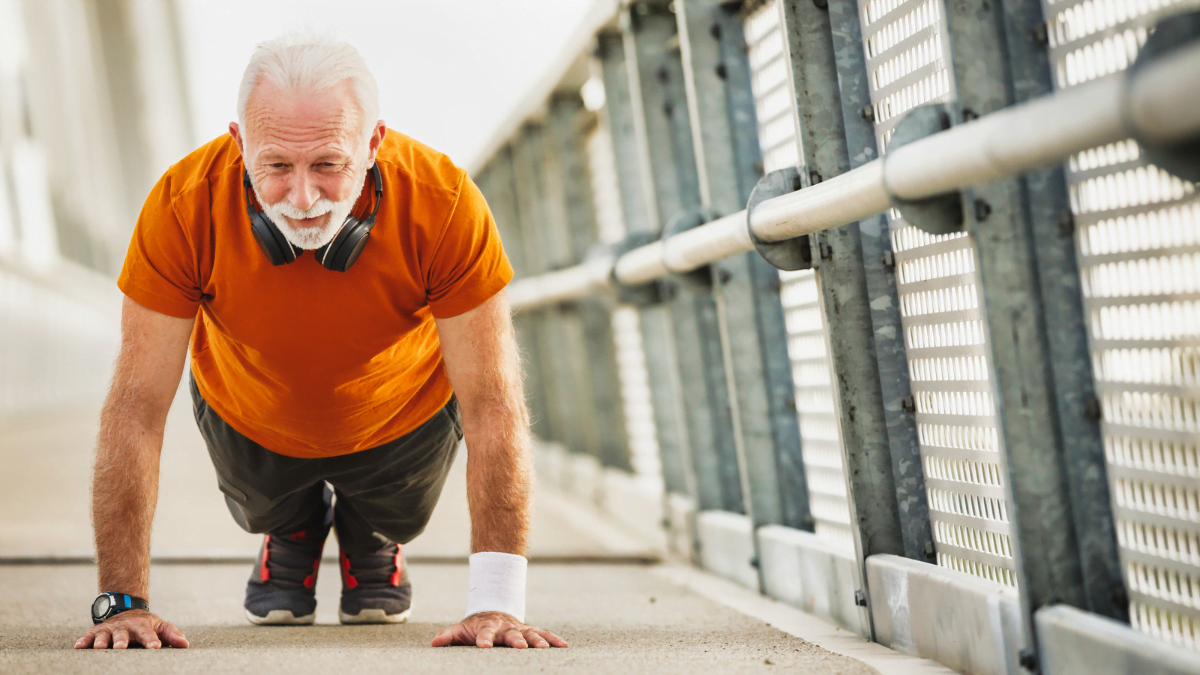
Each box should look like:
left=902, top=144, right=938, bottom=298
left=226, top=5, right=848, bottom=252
left=260, top=530, right=327, bottom=589
left=340, top=545, right=403, bottom=589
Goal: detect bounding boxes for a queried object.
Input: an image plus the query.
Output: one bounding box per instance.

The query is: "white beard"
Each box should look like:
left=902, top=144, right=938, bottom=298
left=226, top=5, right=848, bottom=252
left=252, top=165, right=370, bottom=251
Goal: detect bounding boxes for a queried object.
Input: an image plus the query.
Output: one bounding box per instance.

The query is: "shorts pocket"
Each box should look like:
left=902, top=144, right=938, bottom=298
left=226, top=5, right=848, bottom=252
left=214, top=471, right=248, bottom=503
left=446, top=396, right=464, bottom=441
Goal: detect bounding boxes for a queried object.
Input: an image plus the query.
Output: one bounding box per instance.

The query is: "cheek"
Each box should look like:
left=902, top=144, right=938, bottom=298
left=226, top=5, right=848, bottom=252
left=319, top=171, right=359, bottom=202
left=254, top=176, right=289, bottom=205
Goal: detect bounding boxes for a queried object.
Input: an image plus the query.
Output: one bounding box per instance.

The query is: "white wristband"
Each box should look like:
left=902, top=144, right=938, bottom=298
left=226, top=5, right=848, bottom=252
left=465, top=552, right=527, bottom=622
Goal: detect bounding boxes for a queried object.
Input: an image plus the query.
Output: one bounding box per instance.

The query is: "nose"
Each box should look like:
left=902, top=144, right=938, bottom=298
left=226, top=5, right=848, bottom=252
left=286, top=169, right=321, bottom=211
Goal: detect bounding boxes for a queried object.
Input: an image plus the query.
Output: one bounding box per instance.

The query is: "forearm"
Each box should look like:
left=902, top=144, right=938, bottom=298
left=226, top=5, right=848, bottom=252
left=92, top=391, right=165, bottom=599
left=435, top=291, right=535, bottom=554
left=464, top=392, right=533, bottom=555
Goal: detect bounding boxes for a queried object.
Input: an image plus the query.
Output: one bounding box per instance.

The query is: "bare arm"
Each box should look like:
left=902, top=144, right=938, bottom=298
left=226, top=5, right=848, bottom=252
left=431, top=290, right=566, bottom=649
left=433, top=290, right=533, bottom=555
left=76, top=296, right=193, bottom=650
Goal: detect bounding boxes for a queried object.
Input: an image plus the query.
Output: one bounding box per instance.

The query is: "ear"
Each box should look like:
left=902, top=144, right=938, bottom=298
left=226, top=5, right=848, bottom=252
left=229, top=122, right=245, bottom=157
left=366, top=121, right=387, bottom=166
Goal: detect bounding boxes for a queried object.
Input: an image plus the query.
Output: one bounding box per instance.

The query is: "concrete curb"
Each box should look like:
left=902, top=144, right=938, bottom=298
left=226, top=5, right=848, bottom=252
left=1037, top=604, right=1200, bottom=675
left=866, top=554, right=1024, bottom=675
left=654, top=563, right=959, bottom=675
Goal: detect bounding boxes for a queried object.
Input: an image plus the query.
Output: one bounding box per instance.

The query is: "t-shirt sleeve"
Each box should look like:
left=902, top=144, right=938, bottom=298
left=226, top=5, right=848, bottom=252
left=116, top=171, right=202, bottom=319
left=425, top=172, right=514, bottom=318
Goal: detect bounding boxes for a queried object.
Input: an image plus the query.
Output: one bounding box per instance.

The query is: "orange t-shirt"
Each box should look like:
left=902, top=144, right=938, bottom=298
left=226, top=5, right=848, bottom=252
left=118, top=131, right=513, bottom=458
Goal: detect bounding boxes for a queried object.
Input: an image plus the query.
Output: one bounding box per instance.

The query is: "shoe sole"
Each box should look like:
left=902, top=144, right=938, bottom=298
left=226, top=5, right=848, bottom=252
left=245, top=608, right=316, bottom=625
left=338, top=606, right=413, bottom=625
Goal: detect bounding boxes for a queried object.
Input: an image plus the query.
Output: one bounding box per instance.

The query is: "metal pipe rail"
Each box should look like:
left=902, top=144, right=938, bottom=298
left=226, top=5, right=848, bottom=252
left=506, top=40, right=1200, bottom=311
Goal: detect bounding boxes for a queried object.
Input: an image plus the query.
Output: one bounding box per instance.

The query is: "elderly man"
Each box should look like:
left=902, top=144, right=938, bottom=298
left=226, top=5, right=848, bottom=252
left=74, top=33, right=565, bottom=651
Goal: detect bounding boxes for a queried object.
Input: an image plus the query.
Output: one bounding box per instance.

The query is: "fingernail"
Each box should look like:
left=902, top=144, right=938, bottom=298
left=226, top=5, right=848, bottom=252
left=150, top=641, right=161, bottom=649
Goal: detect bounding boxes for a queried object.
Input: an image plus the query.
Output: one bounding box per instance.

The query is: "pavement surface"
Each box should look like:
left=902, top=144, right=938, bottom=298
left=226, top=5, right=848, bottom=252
left=0, top=391, right=911, bottom=674
left=0, top=563, right=881, bottom=675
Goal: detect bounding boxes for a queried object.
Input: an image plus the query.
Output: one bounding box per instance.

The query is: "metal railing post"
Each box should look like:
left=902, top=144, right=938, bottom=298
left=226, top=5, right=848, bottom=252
left=511, top=125, right=582, bottom=452
left=546, top=92, right=634, bottom=471
left=535, top=108, right=609, bottom=465
left=1001, top=0, right=1127, bottom=625
left=475, top=149, right=552, bottom=441
left=939, top=0, right=1125, bottom=662
left=773, top=0, right=907, bottom=631
left=675, top=0, right=812, bottom=538
left=821, top=0, right=937, bottom=563
left=623, top=0, right=746, bottom=516
left=596, top=29, right=696, bottom=504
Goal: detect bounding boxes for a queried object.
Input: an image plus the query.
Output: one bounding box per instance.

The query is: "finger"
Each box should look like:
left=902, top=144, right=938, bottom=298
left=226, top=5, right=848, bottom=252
left=502, top=627, right=528, bottom=649
left=132, top=624, right=161, bottom=649
left=75, top=630, right=96, bottom=649
left=160, top=623, right=190, bottom=649
left=524, top=628, right=549, bottom=649
left=476, top=625, right=497, bottom=649
left=537, top=629, right=569, bottom=648
left=431, top=627, right=455, bottom=648
left=433, top=622, right=476, bottom=647
left=92, top=628, right=111, bottom=650
left=111, top=628, right=130, bottom=650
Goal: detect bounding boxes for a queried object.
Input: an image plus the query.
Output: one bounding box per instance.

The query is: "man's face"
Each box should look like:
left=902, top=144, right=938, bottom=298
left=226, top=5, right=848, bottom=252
left=233, top=81, right=373, bottom=250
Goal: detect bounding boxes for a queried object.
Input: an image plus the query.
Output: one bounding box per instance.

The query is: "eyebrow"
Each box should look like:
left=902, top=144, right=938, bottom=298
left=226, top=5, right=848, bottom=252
left=257, top=151, right=351, bottom=163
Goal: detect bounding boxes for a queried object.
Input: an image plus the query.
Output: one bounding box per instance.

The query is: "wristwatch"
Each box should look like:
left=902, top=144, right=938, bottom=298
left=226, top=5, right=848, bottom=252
left=91, top=591, right=149, bottom=624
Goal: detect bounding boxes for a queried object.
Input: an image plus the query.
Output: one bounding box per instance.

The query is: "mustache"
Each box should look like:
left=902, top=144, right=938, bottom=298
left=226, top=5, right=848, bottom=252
left=268, top=198, right=336, bottom=220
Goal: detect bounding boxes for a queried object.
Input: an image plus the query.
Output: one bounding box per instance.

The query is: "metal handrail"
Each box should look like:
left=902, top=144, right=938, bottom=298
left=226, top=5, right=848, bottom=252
left=507, top=40, right=1200, bottom=311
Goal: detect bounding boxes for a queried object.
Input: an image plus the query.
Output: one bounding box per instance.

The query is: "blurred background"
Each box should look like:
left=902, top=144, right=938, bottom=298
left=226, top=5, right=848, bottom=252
left=2, top=0, right=1199, bottom=670
left=0, top=0, right=637, bottom=560
left=0, top=0, right=596, bottom=279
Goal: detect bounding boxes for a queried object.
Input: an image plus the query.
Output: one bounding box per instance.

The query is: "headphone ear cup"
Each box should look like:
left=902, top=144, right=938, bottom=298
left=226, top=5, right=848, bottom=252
left=250, top=211, right=296, bottom=266
left=319, top=218, right=371, bottom=272
left=335, top=228, right=371, bottom=271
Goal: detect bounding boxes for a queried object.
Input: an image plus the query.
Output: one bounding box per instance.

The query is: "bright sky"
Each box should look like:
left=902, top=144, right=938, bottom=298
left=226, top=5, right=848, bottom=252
left=177, top=0, right=596, bottom=167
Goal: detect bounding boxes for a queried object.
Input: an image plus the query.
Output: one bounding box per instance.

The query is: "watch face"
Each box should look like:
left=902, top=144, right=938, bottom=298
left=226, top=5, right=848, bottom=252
left=92, top=595, right=111, bottom=619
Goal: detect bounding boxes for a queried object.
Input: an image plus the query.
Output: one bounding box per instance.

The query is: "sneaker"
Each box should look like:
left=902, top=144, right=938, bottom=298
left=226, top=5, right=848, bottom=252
left=244, top=528, right=329, bottom=625
left=338, top=543, right=413, bottom=624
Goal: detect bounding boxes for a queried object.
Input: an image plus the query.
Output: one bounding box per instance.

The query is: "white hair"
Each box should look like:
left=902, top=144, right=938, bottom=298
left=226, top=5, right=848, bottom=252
left=237, top=32, right=379, bottom=143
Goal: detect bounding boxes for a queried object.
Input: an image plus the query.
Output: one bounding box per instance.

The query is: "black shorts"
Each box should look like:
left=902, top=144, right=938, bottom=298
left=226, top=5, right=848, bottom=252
left=188, top=375, right=462, bottom=556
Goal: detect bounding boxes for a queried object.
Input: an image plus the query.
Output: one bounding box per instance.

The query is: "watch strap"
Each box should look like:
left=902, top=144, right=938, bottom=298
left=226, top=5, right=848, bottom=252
left=115, top=593, right=150, bottom=613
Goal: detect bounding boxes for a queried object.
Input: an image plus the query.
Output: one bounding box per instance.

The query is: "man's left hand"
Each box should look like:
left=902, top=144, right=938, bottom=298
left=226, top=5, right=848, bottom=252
left=431, top=611, right=568, bottom=649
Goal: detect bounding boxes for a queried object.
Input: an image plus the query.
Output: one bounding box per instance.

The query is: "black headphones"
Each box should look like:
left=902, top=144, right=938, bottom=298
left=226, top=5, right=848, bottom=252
left=243, top=163, right=383, bottom=272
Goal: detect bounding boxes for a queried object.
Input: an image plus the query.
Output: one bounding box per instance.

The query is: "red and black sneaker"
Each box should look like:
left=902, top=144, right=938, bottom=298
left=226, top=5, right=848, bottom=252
left=244, top=527, right=329, bottom=625
left=338, top=542, right=412, bottom=624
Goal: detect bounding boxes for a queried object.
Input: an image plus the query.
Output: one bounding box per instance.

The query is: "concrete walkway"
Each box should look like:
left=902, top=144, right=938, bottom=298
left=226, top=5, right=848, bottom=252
left=0, top=392, right=946, bottom=674
left=0, top=562, right=886, bottom=674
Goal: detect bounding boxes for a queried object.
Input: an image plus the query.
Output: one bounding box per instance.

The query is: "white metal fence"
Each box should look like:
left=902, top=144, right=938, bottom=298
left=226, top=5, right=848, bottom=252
left=478, top=0, right=1200, bottom=669
left=1044, top=0, right=1200, bottom=650
left=858, top=0, right=1018, bottom=586
left=745, top=0, right=855, bottom=552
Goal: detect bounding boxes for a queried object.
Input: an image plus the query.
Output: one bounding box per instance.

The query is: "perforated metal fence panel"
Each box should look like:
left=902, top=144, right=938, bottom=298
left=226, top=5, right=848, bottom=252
left=1042, top=0, right=1200, bottom=650
left=858, top=0, right=1017, bottom=585
left=586, top=123, right=664, bottom=487
left=745, top=0, right=854, bottom=551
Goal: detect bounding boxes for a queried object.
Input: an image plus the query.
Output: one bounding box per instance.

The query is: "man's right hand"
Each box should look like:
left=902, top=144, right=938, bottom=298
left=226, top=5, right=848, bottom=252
left=74, top=610, right=189, bottom=650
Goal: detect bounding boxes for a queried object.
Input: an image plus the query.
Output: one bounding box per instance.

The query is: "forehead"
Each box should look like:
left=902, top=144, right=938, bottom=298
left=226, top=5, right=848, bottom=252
left=243, top=80, right=361, bottom=156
